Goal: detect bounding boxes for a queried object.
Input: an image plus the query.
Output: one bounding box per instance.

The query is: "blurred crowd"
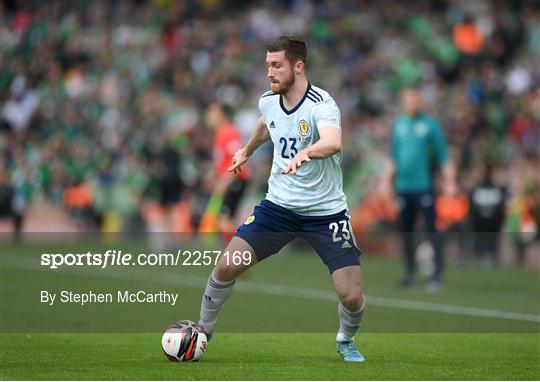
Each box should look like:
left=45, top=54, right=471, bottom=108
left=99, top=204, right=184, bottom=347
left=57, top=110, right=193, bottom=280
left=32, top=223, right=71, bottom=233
left=1, top=0, right=539, bottom=264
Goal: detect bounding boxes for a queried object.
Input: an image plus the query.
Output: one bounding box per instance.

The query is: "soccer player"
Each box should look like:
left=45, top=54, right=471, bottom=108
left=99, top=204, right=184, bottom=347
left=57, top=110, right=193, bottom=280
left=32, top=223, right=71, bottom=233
left=380, top=87, right=456, bottom=290
left=198, top=35, right=366, bottom=362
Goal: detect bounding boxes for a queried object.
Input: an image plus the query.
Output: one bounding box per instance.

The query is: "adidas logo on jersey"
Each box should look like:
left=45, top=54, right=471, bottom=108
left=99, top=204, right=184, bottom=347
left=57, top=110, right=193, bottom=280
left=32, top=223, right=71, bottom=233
left=269, top=121, right=276, bottom=128
left=341, top=241, right=351, bottom=249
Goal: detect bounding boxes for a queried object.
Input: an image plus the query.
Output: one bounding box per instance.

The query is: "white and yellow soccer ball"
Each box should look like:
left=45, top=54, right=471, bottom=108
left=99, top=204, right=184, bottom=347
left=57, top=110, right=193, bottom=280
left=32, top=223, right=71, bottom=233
left=162, top=320, right=207, bottom=362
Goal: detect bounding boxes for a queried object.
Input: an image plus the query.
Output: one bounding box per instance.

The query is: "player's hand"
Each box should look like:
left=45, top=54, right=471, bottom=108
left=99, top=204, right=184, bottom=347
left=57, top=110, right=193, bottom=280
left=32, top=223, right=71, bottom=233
left=228, top=147, right=249, bottom=174
left=282, top=150, right=311, bottom=174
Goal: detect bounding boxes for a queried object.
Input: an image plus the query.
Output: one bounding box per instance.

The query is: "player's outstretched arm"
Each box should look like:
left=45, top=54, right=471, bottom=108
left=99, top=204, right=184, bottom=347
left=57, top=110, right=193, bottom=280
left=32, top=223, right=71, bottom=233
left=282, top=126, right=341, bottom=174
left=228, top=117, right=270, bottom=174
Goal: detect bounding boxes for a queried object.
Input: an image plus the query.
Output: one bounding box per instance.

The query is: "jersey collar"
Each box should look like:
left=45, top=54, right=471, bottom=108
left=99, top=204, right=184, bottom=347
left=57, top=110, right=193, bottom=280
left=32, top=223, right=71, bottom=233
left=279, top=82, right=311, bottom=115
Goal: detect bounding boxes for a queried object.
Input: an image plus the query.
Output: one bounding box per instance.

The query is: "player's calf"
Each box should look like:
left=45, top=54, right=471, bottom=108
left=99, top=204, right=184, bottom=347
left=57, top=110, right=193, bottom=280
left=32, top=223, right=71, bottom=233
left=198, top=236, right=257, bottom=338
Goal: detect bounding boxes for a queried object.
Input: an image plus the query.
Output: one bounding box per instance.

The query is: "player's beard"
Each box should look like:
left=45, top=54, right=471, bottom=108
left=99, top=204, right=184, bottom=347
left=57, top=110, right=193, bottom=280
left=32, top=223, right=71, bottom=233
left=271, top=69, right=295, bottom=94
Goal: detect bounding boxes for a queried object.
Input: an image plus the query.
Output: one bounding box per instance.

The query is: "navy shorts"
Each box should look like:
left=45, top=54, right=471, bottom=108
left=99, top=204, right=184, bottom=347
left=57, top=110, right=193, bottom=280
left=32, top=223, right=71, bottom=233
left=235, top=200, right=362, bottom=274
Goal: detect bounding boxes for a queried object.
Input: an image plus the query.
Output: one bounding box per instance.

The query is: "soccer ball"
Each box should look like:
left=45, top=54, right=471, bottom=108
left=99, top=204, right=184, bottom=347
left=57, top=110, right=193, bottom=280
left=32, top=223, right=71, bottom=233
left=161, top=320, right=207, bottom=362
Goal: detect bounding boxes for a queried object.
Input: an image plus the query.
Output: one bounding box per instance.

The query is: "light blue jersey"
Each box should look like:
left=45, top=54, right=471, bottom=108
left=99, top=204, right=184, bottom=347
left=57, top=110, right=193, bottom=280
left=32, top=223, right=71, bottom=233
left=258, top=83, right=347, bottom=216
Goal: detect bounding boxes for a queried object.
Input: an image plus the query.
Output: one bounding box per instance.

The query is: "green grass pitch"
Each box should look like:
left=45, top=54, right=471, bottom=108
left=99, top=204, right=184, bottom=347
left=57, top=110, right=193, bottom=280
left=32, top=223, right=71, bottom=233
left=1, top=333, right=539, bottom=380
left=1, top=239, right=539, bottom=380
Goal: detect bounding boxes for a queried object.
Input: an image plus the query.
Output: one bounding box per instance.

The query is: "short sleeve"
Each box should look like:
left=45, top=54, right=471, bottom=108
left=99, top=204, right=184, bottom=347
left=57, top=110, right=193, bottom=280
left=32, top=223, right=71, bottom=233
left=258, top=96, right=265, bottom=115
left=258, top=91, right=274, bottom=119
left=312, top=99, right=341, bottom=131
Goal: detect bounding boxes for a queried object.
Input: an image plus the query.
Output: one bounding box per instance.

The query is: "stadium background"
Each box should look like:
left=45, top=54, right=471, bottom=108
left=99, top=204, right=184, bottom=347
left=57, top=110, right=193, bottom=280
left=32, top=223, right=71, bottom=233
left=1, top=0, right=539, bottom=380
left=1, top=0, right=539, bottom=269
left=2, top=0, right=540, bottom=266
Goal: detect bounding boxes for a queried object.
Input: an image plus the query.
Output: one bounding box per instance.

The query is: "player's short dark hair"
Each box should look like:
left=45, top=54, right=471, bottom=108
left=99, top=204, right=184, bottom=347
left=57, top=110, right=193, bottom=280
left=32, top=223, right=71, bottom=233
left=266, top=35, right=308, bottom=65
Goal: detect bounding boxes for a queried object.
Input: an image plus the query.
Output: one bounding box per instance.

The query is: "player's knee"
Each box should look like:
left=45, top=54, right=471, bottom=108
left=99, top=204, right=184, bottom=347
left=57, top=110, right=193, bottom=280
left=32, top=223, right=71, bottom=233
left=339, top=290, right=364, bottom=312
left=214, top=254, right=253, bottom=282
left=213, top=262, right=237, bottom=282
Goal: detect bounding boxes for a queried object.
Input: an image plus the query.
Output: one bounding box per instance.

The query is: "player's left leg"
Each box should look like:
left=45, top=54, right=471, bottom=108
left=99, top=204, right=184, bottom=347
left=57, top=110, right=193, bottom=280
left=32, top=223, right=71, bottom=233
left=332, top=265, right=366, bottom=362
left=301, top=211, right=365, bottom=362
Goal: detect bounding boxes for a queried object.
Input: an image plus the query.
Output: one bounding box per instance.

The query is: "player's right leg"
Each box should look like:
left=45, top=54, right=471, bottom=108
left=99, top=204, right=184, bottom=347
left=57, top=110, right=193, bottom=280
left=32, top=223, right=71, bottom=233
left=214, top=236, right=257, bottom=282
left=198, top=236, right=256, bottom=339
left=198, top=199, right=298, bottom=340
